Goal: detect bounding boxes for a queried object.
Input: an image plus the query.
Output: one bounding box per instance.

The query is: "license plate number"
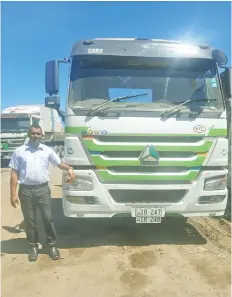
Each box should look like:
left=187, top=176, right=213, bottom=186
left=135, top=207, right=163, bottom=217
left=136, top=216, right=161, bottom=223
left=132, top=207, right=165, bottom=224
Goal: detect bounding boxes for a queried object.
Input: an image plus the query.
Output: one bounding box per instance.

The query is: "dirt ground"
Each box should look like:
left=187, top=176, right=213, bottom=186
left=1, top=165, right=231, bottom=297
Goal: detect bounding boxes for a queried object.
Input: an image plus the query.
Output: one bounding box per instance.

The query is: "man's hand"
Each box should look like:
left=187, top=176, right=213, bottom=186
left=66, top=168, right=75, bottom=183
left=10, top=169, right=19, bottom=208
left=10, top=195, right=19, bottom=208
left=68, top=168, right=75, bottom=179
left=58, top=163, right=76, bottom=183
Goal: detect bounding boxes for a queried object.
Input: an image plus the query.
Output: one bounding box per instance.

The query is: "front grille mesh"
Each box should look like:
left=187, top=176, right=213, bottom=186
left=109, top=189, right=187, bottom=204
left=1, top=138, right=25, bottom=150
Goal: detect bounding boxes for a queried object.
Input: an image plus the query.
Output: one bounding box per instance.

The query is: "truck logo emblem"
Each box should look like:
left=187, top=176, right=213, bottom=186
left=67, top=148, right=74, bottom=154
left=81, top=127, right=108, bottom=135
left=139, top=145, right=160, bottom=165
left=193, top=125, right=206, bottom=133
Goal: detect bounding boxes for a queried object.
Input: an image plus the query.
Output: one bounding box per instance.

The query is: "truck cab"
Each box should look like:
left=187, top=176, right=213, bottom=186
left=1, top=104, right=65, bottom=162
left=1, top=106, right=44, bottom=160
left=44, top=38, right=231, bottom=223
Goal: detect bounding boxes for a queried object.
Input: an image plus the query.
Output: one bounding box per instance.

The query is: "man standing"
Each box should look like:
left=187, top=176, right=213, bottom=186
left=9, top=124, right=75, bottom=262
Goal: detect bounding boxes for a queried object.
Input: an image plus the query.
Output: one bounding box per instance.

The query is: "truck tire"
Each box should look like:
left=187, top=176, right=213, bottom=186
left=224, top=187, right=231, bottom=221
left=59, top=145, right=64, bottom=158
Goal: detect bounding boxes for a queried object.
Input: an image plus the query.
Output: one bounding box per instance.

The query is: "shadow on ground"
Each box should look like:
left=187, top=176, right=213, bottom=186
left=1, top=198, right=207, bottom=255
left=2, top=220, right=25, bottom=233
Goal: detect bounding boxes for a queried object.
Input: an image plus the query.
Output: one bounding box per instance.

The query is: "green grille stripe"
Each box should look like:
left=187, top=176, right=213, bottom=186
left=65, top=126, right=87, bottom=133
left=83, top=139, right=213, bottom=153
left=98, top=170, right=199, bottom=181
left=90, top=155, right=205, bottom=167
left=208, top=128, right=227, bottom=137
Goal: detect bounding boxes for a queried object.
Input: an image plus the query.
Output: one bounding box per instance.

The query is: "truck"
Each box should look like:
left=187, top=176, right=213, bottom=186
left=44, top=38, right=231, bottom=223
left=1, top=105, right=65, bottom=161
left=224, top=83, right=231, bottom=219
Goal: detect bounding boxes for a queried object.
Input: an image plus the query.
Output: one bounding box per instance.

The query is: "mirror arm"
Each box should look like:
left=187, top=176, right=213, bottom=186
left=220, top=65, right=229, bottom=70
left=56, top=109, right=65, bottom=122
left=58, top=58, right=70, bottom=65
left=55, top=59, right=69, bottom=122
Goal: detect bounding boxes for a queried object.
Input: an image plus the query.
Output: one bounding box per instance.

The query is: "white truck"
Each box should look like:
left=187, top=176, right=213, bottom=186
left=44, top=38, right=231, bottom=223
left=1, top=105, right=64, bottom=161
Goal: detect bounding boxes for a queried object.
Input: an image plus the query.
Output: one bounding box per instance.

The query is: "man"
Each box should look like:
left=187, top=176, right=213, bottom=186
left=9, top=124, right=75, bottom=262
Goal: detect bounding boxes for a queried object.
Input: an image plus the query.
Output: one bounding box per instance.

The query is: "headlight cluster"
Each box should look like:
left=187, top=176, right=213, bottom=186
left=66, top=195, right=98, bottom=205
left=204, top=176, right=227, bottom=191
left=63, top=174, right=94, bottom=191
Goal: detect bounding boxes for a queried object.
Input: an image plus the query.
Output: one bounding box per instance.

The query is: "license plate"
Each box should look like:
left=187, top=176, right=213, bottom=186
left=136, top=216, right=161, bottom=223
left=135, top=207, right=164, bottom=217
left=132, top=207, right=165, bottom=224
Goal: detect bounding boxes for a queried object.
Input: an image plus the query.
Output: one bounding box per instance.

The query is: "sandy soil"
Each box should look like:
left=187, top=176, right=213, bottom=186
left=1, top=165, right=231, bottom=297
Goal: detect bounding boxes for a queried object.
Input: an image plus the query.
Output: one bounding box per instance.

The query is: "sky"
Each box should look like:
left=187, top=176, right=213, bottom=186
left=1, top=1, right=231, bottom=112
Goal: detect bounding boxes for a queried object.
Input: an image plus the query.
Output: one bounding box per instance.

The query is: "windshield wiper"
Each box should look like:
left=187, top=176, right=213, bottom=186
left=160, top=98, right=217, bottom=118
left=86, top=93, right=149, bottom=116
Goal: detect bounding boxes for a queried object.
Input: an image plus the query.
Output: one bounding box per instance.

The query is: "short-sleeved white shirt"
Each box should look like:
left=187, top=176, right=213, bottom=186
left=9, top=142, right=61, bottom=185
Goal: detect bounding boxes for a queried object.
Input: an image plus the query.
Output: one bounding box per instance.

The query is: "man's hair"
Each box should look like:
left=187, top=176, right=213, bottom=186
left=29, top=124, right=42, bottom=133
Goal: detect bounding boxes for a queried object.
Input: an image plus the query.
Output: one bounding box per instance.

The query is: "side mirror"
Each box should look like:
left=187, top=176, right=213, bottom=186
left=45, top=60, right=59, bottom=96
left=45, top=95, right=60, bottom=109
left=212, top=49, right=228, bottom=66
left=45, top=95, right=65, bottom=122
left=220, top=67, right=231, bottom=100
left=45, top=59, right=68, bottom=123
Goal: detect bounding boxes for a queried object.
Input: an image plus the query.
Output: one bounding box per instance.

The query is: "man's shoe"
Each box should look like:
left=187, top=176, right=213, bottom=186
left=28, top=246, right=39, bottom=262
left=48, top=246, right=60, bottom=260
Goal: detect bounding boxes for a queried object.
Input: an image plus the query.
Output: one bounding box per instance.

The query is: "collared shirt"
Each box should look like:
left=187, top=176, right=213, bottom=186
left=9, top=142, right=62, bottom=185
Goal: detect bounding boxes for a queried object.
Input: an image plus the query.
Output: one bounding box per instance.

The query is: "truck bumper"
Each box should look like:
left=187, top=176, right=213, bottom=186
left=62, top=169, right=228, bottom=218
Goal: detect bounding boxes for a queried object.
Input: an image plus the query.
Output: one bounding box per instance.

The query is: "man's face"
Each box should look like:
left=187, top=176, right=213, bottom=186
left=28, top=127, right=42, bottom=145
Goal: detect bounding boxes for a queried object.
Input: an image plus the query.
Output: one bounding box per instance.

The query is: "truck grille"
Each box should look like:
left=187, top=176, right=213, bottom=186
left=1, top=138, right=25, bottom=150
left=109, top=189, right=187, bottom=204
left=81, top=134, right=214, bottom=183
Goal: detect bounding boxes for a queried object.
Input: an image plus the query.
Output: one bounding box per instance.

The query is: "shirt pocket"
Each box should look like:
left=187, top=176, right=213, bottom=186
left=40, top=155, right=49, bottom=168
left=19, top=155, right=27, bottom=172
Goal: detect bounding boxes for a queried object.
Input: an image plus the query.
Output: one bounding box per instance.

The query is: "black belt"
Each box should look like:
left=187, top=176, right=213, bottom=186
left=20, top=182, right=48, bottom=189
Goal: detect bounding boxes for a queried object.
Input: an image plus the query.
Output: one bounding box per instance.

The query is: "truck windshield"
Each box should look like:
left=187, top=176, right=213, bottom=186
left=1, top=117, right=30, bottom=132
left=68, top=55, right=223, bottom=112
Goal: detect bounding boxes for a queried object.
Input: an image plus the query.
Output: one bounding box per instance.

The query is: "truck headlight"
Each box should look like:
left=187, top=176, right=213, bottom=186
left=204, top=176, right=227, bottom=191
left=198, top=195, right=226, bottom=204
left=63, top=175, right=94, bottom=191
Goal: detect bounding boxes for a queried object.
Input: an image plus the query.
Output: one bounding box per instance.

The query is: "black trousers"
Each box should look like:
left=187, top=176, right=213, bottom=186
left=18, top=184, right=56, bottom=247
